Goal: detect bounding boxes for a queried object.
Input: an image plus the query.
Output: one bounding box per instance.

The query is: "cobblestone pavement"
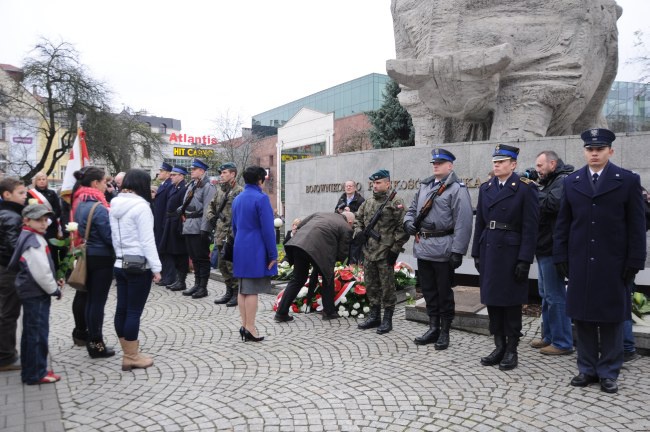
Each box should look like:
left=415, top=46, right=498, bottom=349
left=3, top=275, right=650, bottom=432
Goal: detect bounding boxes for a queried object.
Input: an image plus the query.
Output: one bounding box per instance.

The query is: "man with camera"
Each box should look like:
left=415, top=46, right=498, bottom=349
left=335, top=180, right=365, bottom=214
left=529, top=151, right=575, bottom=355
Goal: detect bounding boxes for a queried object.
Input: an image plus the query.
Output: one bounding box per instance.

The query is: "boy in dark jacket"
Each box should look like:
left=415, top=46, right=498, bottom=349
left=0, top=177, right=27, bottom=371
left=9, top=204, right=63, bottom=384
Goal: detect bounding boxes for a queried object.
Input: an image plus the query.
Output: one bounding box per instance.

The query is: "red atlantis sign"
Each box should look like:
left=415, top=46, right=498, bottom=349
left=169, top=133, right=218, bottom=145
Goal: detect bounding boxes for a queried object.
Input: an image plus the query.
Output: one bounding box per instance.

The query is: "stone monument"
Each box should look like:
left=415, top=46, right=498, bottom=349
left=387, top=0, right=622, bottom=145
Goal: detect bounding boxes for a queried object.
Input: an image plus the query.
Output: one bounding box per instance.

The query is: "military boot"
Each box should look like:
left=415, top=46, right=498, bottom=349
left=168, top=273, right=188, bottom=291
left=499, top=336, right=519, bottom=371
left=376, top=307, right=394, bottom=334
left=358, top=306, right=381, bottom=329
left=182, top=276, right=200, bottom=296
left=414, top=316, right=440, bottom=345
left=214, top=286, right=233, bottom=304
left=434, top=318, right=452, bottom=350
left=480, top=335, right=506, bottom=366
left=225, top=287, right=238, bottom=307
left=192, top=276, right=209, bottom=299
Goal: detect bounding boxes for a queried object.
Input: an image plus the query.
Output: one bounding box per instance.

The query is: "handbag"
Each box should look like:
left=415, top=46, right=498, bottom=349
left=117, top=218, right=148, bottom=274
left=67, top=202, right=101, bottom=291
left=220, top=235, right=234, bottom=262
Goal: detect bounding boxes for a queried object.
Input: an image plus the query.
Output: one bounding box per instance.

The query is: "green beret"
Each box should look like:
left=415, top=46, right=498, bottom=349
left=218, top=162, right=237, bottom=173
left=369, top=169, right=390, bottom=181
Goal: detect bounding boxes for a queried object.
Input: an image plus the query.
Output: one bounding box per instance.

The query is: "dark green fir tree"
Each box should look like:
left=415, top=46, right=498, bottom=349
left=366, top=79, right=415, bottom=149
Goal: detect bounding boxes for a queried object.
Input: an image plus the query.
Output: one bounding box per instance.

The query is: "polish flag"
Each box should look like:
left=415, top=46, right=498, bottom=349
left=60, top=128, right=91, bottom=198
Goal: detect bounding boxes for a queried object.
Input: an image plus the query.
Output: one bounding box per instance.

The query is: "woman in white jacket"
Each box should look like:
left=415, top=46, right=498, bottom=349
left=109, top=169, right=162, bottom=371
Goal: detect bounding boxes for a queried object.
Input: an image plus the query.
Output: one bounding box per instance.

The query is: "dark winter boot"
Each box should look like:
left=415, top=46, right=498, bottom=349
left=182, top=278, right=200, bottom=296
left=376, top=307, right=394, bottom=334
left=214, top=286, right=233, bottom=304
left=499, top=336, right=519, bottom=371
left=434, top=318, right=452, bottom=350
left=225, top=287, right=238, bottom=307
left=480, top=335, right=506, bottom=366
left=192, top=276, right=209, bottom=299
left=358, top=306, right=381, bottom=329
left=414, top=316, right=440, bottom=345
left=168, top=273, right=188, bottom=291
left=86, top=339, right=116, bottom=359
left=72, top=328, right=88, bottom=347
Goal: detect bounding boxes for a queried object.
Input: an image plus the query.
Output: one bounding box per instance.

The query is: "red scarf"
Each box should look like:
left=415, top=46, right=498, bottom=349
left=70, top=187, right=110, bottom=247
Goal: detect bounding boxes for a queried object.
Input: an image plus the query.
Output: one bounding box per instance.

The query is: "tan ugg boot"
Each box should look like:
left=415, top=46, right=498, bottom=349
left=121, top=339, right=153, bottom=371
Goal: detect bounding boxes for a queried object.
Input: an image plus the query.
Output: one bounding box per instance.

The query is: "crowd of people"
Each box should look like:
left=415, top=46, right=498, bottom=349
left=0, top=127, right=647, bottom=394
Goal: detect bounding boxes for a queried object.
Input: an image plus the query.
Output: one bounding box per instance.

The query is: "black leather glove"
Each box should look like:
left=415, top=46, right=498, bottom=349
left=200, top=230, right=213, bottom=244
left=387, top=250, right=399, bottom=266
left=623, top=267, right=639, bottom=285
left=514, top=261, right=530, bottom=283
left=555, top=262, right=569, bottom=280
left=353, top=232, right=367, bottom=246
left=175, top=206, right=183, bottom=216
left=449, top=253, right=463, bottom=270
left=474, top=258, right=480, bottom=273
left=403, top=220, right=417, bottom=236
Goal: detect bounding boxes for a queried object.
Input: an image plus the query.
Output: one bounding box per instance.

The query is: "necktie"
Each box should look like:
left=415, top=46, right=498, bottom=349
left=592, top=173, right=599, bottom=184
left=499, top=183, right=504, bottom=190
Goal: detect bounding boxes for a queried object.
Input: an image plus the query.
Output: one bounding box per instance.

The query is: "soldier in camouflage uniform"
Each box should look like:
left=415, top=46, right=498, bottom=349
left=353, top=169, right=409, bottom=334
left=206, top=162, right=243, bottom=307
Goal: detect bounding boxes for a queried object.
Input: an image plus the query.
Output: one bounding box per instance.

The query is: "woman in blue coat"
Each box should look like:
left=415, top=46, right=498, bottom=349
left=472, top=144, right=539, bottom=371
left=231, top=166, right=278, bottom=342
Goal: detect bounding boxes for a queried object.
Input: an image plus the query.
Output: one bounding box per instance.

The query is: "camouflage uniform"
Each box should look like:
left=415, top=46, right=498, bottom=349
left=206, top=181, right=243, bottom=303
left=354, top=191, right=409, bottom=308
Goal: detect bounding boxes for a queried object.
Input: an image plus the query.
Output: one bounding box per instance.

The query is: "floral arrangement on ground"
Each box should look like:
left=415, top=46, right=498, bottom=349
left=273, top=262, right=416, bottom=318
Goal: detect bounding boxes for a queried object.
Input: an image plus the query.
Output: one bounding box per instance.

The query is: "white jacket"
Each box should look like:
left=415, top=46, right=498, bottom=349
left=110, top=193, right=162, bottom=273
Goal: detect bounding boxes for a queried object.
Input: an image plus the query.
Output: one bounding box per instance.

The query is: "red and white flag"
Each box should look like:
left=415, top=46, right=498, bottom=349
left=60, top=127, right=90, bottom=198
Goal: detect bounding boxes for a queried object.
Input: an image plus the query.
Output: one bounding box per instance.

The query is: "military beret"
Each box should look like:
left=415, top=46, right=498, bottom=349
left=431, top=148, right=456, bottom=163
left=581, top=128, right=616, bottom=147
left=369, top=169, right=390, bottom=181
left=171, top=165, right=188, bottom=175
left=190, top=158, right=209, bottom=171
left=218, top=162, right=237, bottom=173
left=492, top=144, right=520, bottom=161
left=159, top=162, right=172, bottom=172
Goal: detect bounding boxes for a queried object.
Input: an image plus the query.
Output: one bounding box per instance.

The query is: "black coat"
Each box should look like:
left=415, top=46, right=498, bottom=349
left=160, top=181, right=188, bottom=255
left=554, top=162, right=647, bottom=322
left=472, top=173, right=539, bottom=306
left=536, top=161, right=574, bottom=256
left=335, top=192, right=365, bottom=213
left=153, top=178, right=173, bottom=248
left=26, top=187, right=62, bottom=241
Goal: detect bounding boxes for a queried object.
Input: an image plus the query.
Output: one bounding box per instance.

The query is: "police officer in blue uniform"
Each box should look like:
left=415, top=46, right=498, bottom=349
left=153, top=162, right=176, bottom=286
left=163, top=165, right=190, bottom=292
left=554, top=128, right=646, bottom=394
left=472, top=144, right=539, bottom=371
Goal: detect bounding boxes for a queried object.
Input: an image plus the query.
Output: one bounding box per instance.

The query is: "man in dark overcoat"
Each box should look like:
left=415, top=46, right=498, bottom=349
left=161, top=166, right=190, bottom=292
left=554, top=128, right=646, bottom=394
left=153, top=162, right=176, bottom=286
left=472, top=144, right=539, bottom=371
left=274, top=212, right=354, bottom=322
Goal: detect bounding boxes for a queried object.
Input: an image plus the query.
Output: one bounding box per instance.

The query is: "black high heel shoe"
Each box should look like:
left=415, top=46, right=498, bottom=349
left=243, top=329, right=264, bottom=342
left=239, top=327, right=245, bottom=341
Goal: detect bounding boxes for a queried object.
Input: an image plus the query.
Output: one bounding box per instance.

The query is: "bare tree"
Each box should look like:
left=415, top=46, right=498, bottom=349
left=207, top=111, right=261, bottom=180
left=337, top=127, right=372, bottom=153
left=630, top=30, right=650, bottom=84
left=0, top=38, right=109, bottom=181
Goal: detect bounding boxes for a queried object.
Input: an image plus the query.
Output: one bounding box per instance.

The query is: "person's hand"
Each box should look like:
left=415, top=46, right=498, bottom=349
left=449, top=253, right=463, bottom=270
left=353, top=231, right=366, bottom=246
left=267, top=259, right=277, bottom=270
left=514, top=261, right=530, bottom=283
left=51, top=288, right=62, bottom=300
left=623, top=267, right=639, bottom=285
left=152, top=272, right=162, bottom=283
left=403, top=220, right=417, bottom=236
left=474, top=258, right=480, bottom=273
left=387, top=251, right=399, bottom=266
left=57, top=278, right=65, bottom=287
left=555, top=262, right=569, bottom=280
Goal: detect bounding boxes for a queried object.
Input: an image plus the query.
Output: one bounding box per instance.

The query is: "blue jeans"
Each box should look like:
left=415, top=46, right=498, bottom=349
left=537, top=255, right=573, bottom=350
left=624, top=320, right=635, bottom=353
left=21, top=295, right=50, bottom=384
left=113, top=268, right=152, bottom=341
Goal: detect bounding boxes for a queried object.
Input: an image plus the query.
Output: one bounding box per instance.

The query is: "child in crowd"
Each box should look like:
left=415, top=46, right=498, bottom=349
left=0, top=177, right=27, bottom=372
left=9, top=204, right=64, bottom=384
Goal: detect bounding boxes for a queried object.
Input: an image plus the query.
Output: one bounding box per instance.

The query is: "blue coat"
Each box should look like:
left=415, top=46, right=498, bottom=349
left=472, top=173, right=539, bottom=306
left=75, top=200, right=113, bottom=257
left=554, top=162, right=646, bottom=322
left=160, top=181, right=187, bottom=255
left=153, top=178, right=173, bottom=248
left=231, top=184, right=278, bottom=278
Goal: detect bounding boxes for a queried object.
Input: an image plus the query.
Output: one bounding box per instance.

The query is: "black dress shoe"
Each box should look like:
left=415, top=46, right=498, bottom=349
left=600, top=378, right=618, bottom=394
left=570, top=373, right=599, bottom=387
left=274, top=313, right=294, bottom=323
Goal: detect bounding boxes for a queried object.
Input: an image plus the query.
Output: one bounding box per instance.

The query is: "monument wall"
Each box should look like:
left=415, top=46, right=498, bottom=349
left=284, top=131, right=650, bottom=283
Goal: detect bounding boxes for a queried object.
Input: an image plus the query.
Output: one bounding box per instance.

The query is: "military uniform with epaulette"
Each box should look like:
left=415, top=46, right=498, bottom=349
left=403, top=149, right=473, bottom=350
left=353, top=169, right=409, bottom=334
left=206, top=162, right=243, bottom=306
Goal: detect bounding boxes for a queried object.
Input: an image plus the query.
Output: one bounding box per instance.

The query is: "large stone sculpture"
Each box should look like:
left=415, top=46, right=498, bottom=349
left=387, top=0, right=622, bottom=144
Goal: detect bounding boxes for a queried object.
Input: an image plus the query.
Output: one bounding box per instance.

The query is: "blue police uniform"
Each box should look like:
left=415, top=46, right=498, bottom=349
left=554, top=128, right=646, bottom=393
left=153, top=162, right=176, bottom=285
left=161, top=165, right=190, bottom=292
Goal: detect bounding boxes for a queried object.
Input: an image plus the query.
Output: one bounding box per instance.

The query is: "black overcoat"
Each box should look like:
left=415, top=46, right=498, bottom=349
left=471, top=173, right=539, bottom=306
left=161, top=181, right=188, bottom=255
left=553, top=162, right=646, bottom=322
left=153, top=178, right=173, bottom=248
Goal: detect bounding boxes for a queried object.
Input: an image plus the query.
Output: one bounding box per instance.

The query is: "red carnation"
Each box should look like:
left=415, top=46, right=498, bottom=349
left=291, top=304, right=299, bottom=313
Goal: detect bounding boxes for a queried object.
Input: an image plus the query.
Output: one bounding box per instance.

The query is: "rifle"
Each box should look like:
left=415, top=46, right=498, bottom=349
left=177, top=177, right=204, bottom=222
left=361, top=190, right=397, bottom=243
left=414, top=174, right=454, bottom=242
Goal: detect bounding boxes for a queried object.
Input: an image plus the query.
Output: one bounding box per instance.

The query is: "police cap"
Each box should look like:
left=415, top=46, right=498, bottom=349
left=431, top=148, right=456, bottom=163
left=159, top=162, right=172, bottom=172
left=171, top=165, right=188, bottom=176
left=492, top=144, right=520, bottom=162
left=190, top=158, right=209, bottom=171
left=581, top=128, right=616, bottom=148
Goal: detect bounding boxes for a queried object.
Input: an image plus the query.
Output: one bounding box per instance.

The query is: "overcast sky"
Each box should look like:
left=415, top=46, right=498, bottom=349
left=1, top=0, right=647, bottom=135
